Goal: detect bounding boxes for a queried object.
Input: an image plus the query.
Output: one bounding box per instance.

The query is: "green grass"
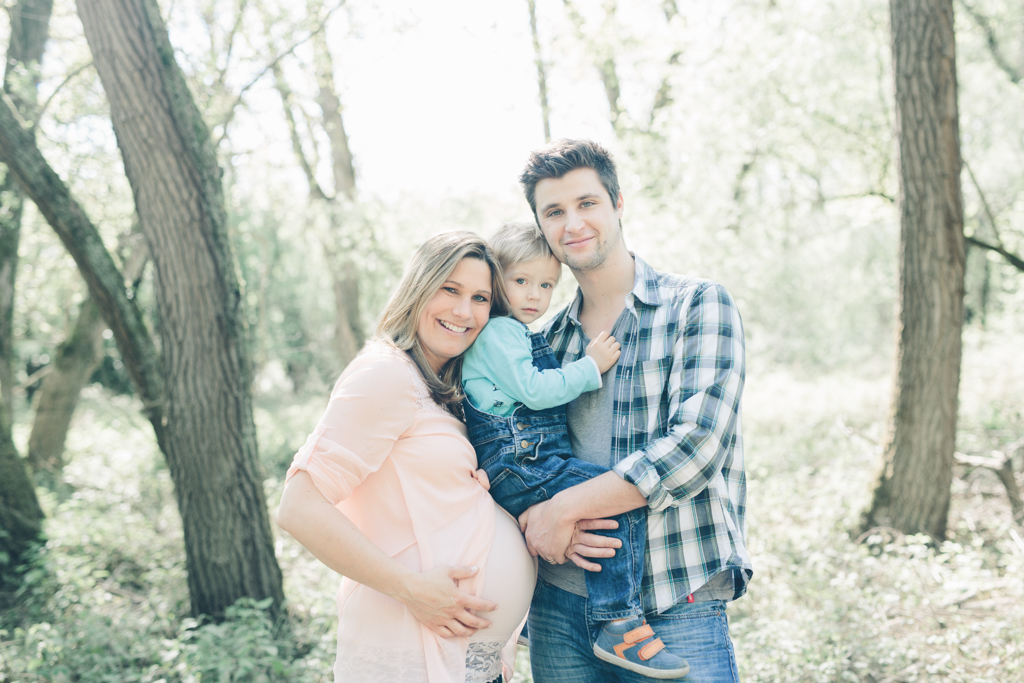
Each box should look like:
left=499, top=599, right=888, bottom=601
left=1, top=334, right=1022, bottom=682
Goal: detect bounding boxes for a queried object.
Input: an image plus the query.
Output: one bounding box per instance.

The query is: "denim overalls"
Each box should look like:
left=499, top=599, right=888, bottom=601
left=464, top=329, right=647, bottom=621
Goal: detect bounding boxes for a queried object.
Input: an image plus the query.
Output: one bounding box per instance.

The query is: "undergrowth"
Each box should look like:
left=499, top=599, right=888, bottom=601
left=1, top=334, right=1021, bottom=682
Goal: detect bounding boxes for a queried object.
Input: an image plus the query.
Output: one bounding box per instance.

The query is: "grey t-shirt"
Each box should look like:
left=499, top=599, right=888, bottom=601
left=537, top=308, right=630, bottom=596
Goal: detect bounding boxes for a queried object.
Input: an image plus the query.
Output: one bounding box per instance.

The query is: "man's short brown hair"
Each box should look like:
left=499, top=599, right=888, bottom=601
left=519, top=139, right=620, bottom=221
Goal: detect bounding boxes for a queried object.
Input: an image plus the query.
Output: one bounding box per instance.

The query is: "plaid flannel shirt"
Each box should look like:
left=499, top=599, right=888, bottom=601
left=544, top=254, right=752, bottom=613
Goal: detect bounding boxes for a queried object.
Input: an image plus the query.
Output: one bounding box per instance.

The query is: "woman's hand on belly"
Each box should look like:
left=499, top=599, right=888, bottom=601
left=395, top=565, right=499, bottom=638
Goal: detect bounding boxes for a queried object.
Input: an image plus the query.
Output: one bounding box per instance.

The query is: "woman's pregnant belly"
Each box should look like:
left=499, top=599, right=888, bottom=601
left=470, top=502, right=537, bottom=642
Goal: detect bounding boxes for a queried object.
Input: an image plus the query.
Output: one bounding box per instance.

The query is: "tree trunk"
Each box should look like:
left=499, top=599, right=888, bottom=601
left=311, top=25, right=364, bottom=369
left=75, top=0, right=284, bottom=618
left=0, top=397, right=44, bottom=593
left=0, top=0, right=54, bottom=411
left=562, top=0, right=624, bottom=137
left=526, top=0, right=552, bottom=142
left=0, top=0, right=54, bottom=596
left=313, top=29, right=356, bottom=201
left=0, top=174, right=22, bottom=413
left=864, top=0, right=965, bottom=540
left=270, top=10, right=365, bottom=372
left=329, top=256, right=362, bottom=366
left=26, top=297, right=105, bottom=478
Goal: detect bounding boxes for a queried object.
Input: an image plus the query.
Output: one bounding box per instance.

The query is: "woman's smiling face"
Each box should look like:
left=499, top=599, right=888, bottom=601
left=416, top=257, right=494, bottom=373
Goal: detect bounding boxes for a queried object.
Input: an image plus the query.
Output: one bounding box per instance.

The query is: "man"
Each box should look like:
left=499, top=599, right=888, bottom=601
left=516, top=139, right=752, bottom=682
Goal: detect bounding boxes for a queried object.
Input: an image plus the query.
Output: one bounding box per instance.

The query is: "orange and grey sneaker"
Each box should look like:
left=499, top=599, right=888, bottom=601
left=592, top=618, right=690, bottom=679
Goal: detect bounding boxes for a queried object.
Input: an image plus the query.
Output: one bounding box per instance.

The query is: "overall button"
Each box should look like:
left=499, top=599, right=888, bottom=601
left=517, top=422, right=526, bottom=430
left=520, top=440, right=531, bottom=449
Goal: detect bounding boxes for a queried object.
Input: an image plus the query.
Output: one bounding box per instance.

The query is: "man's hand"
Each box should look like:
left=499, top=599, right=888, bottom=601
left=519, top=500, right=623, bottom=570
left=565, top=519, right=621, bottom=572
left=518, top=498, right=576, bottom=564
left=586, top=332, right=621, bottom=374
left=396, top=565, right=498, bottom=638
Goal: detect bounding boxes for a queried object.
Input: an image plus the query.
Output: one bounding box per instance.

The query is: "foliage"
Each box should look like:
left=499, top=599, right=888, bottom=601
left=0, top=392, right=337, bottom=683
left=729, top=340, right=1024, bottom=682
left=1, top=333, right=1022, bottom=682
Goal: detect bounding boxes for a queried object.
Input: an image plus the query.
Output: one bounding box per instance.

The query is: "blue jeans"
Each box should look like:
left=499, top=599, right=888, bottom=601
left=528, top=577, right=741, bottom=682
left=464, top=331, right=647, bottom=621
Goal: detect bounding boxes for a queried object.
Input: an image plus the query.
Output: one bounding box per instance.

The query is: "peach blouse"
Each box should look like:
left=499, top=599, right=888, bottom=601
left=286, top=342, right=530, bottom=683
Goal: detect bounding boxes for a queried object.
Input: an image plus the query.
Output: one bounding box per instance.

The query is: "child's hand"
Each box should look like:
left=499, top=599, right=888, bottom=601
left=586, top=332, right=621, bottom=374
left=472, top=469, right=490, bottom=491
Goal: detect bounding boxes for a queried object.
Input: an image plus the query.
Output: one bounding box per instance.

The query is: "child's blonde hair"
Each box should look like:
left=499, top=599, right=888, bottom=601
left=489, top=221, right=556, bottom=272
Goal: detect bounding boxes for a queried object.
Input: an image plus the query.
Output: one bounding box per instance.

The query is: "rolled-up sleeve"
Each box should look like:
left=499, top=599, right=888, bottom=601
left=613, top=283, right=745, bottom=512
left=286, top=353, right=417, bottom=505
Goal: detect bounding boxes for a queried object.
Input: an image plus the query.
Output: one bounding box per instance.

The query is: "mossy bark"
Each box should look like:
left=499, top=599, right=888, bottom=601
left=0, top=0, right=54, bottom=593
left=75, top=0, right=284, bottom=619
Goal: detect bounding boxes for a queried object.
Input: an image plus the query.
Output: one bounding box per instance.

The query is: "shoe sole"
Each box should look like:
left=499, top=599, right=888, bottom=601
left=592, top=644, right=691, bottom=679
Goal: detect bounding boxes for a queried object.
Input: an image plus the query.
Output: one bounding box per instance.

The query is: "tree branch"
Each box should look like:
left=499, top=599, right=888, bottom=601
left=961, top=158, right=1024, bottom=271
left=271, top=62, right=327, bottom=201
left=211, top=0, right=249, bottom=95
left=35, top=59, right=92, bottom=122
left=963, top=158, right=1007, bottom=248
left=956, top=449, right=1024, bottom=525
left=958, top=0, right=1023, bottom=84
left=214, top=0, right=345, bottom=146
left=965, top=235, right=1024, bottom=272
left=0, top=92, right=166, bottom=427
left=823, top=190, right=896, bottom=204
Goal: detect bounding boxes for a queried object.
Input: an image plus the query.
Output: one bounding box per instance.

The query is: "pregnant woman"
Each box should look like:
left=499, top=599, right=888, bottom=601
left=277, top=231, right=537, bottom=683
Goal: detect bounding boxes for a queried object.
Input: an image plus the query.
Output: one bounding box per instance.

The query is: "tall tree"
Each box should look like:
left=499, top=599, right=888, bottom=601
left=526, top=0, right=552, bottom=142
left=311, top=22, right=365, bottom=369
left=73, top=0, right=284, bottom=618
left=0, top=0, right=53, bottom=411
left=269, top=1, right=366, bottom=371
left=562, top=0, right=624, bottom=137
left=0, top=0, right=285, bottom=619
left=0, top=0, right=53, bottom=594
left=864, top=0, right=965, bottom=539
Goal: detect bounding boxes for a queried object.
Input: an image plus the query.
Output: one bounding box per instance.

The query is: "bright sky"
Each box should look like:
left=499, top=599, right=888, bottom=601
left=335, top=0, right=614, bottom=200
left=247, top=0, right=620, bottom=204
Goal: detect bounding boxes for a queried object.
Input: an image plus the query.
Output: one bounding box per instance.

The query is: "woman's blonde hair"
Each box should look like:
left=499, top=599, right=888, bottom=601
left=375, top=231, right=509, bottom=414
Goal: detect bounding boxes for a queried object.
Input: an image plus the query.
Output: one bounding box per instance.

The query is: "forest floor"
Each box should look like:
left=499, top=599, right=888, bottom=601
left=1, top=331, right=1022, bottom=682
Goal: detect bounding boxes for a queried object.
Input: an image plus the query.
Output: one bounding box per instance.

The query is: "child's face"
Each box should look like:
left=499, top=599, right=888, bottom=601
left=504, top=255, right=561, bottom=325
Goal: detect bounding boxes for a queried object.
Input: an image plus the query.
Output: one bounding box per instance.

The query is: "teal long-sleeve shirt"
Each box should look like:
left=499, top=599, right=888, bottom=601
left=462, top=316, right=601, bottom=416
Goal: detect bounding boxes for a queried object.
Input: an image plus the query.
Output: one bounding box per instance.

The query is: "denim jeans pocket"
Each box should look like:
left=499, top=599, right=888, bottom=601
left=488, top=466, right=529, bottom=502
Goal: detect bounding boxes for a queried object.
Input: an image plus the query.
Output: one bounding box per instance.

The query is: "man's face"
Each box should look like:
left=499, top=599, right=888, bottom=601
left=533, top=167, right=624, bottom=273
